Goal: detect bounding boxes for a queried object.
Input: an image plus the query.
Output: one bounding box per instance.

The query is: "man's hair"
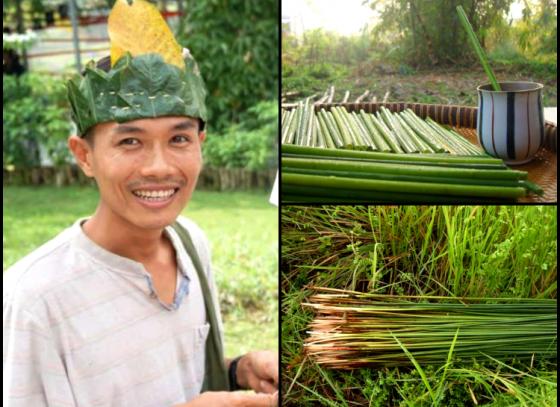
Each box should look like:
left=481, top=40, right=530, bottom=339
left=80, top=55, right=205, bottom=145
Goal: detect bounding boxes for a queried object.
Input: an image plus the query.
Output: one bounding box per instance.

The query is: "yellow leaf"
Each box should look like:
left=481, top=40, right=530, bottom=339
left=110, top=43, right=125, bottom=65
left=108, top=0, right=184, bottom=69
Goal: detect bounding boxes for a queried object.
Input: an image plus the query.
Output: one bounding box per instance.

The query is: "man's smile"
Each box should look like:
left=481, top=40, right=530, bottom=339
left=132, top=188, right=179, bottom=200
left=131, top=186, right=182, bottom=208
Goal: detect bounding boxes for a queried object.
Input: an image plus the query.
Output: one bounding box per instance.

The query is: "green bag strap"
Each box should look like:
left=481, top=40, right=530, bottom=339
left=171, top=221, right=230, bottom=392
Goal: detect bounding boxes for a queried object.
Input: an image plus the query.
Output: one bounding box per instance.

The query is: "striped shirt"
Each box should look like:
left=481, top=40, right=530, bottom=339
left=3, top=216, right=224, bottom=407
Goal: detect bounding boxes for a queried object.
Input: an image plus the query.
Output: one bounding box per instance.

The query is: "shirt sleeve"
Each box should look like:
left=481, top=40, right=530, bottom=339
left=3, top=299, right=77, bottom=407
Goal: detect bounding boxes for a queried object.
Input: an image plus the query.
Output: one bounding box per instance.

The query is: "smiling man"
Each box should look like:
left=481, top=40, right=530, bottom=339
left=2, top=1, right=278, bottom=406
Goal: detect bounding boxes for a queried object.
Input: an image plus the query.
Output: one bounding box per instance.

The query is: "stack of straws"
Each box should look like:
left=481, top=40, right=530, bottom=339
left=304, top=289, right=557, bottom=369
left=282, top=144, right=543, bottom=202
left=282, top=104, right=484, bottom=155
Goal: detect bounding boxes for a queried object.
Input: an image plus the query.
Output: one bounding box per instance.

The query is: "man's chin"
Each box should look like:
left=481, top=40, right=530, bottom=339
left=138, top=217, right=180, bottom=231
left=126, top=211, right=183, bottom=231
left=129, top=194, right=190, bottom=230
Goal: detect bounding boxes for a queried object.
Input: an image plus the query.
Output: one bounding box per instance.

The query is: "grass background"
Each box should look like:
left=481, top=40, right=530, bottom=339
left=3, top=186, right=278, bottom=357
left=281, top=205, right=557, bottom=407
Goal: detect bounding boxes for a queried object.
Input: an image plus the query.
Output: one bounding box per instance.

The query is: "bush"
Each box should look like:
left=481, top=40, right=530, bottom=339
left=282, top=61, right=348, bottom=95
left=179, top=0, right=278, bottom=133
left=3, top=73, right=72, bottom=169
left=202, top=99, right=277, bottom=171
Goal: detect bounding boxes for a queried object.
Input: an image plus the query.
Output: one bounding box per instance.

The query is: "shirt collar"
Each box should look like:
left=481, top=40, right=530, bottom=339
left=71, top=217, right=191, bottom=280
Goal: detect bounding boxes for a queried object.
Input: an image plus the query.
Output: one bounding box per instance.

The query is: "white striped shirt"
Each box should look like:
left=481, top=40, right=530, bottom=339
left=3, top=216, right=223, bottom=407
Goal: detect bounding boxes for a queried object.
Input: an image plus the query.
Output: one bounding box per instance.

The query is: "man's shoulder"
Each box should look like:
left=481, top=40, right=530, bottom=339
left=174, top=216, right=208, bottom=245
left=172, top=215, right=211, bottom=265
left=3, top=222, right=81, bottom=305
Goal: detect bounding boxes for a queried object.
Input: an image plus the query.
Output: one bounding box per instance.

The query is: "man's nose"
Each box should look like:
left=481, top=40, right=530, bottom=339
left=139, top=145, right=174, bottom=177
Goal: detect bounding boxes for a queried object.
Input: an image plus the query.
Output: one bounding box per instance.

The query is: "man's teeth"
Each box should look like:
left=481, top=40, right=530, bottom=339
left=133, top=189, right=176, bottom=200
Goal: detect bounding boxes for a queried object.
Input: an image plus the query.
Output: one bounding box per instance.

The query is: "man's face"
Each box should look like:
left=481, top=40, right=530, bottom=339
left=79, top=116, right=204, bottom=231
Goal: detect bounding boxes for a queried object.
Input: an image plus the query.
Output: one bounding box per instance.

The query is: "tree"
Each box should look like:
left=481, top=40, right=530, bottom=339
left=516, top=0, right=557, bottom=56
left=368, top=0, right=514, bottom=66
left=180, top=0, right=279, bottom=132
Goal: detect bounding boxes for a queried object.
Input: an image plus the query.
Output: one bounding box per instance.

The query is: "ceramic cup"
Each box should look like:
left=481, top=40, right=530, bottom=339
left=477, top=81, right=544, bottom=165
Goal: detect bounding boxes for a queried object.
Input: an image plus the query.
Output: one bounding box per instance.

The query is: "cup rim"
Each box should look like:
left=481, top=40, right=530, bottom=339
left=477, top=81, right=544, bottom=93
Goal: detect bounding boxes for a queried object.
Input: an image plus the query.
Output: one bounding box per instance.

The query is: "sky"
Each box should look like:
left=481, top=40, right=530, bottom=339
left=282, top=0, right=378, bottom=36
left=282, top=0, right=528, bottom=36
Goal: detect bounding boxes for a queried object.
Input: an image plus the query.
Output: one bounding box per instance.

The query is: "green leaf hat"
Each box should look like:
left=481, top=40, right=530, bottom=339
left=66, top=0, right=207, bottom=135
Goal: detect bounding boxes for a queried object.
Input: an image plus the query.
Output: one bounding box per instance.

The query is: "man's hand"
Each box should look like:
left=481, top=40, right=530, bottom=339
left=236, top=350, right=279, bottom=394
left=173, top=391, right=278, bottom=407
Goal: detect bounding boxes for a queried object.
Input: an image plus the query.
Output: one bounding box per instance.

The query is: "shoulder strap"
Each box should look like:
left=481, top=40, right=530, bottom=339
left=171, top=221, right=230, bottom=392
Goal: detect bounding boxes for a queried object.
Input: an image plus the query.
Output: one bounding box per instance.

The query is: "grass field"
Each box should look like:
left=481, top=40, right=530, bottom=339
left=282, top=65, right=557, bottom=108
left=3, top=186, right=278, bottom=357
left=282, top=206, right=557, bottom=407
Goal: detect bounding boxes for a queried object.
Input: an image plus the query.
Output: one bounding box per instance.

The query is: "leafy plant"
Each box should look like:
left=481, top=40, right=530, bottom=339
left=179, top=0, right=278, bottom=132
left=202, top=99, right=277, bottom=170
left=3, top=73, right=72, bottom=169
left=368, top=0, right=514, bottom=67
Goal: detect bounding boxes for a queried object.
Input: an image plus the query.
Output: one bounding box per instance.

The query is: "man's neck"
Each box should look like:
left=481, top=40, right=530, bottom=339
left=82, top=205, right=170, bottom=265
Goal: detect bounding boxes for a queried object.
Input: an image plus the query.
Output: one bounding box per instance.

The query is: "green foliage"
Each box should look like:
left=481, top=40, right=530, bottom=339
left=282, top=29, right=372, bottom=96
left=368, top=0, right=514, bottom=67
left=2, top=30, right=39, bottom=53
left=490, top=48, right=557, bottom=78
left=179, top=0, right=278, bottom=132
left=362, top=0, right=557, bottom=73
left=67, top=53, right=208, bottom=135
left=485, top=0, right=557, bottom=79
left=3, top=73, right=72, bottom=169
left=202, top=100, right=277, bottom=170
left=282, top=64, right=348, bottom=96
left=515, top=0, right=557, bottom=56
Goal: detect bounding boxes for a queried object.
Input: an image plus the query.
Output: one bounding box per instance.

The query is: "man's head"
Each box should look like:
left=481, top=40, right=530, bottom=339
left=65, top=0, right=209, bottom=231
left=68, top=55, right=207, bottom=231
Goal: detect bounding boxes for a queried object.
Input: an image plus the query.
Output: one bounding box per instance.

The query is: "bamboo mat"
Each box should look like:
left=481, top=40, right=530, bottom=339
left=456, top=127, right=556, bottom=203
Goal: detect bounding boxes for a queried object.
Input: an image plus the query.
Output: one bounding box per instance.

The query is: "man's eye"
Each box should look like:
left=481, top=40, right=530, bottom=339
left=171, top=135, right=190, bottom=143
left=119, top=138, right=139, bottom=146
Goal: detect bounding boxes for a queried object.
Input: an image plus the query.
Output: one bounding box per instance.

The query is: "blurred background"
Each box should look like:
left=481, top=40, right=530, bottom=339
left=3, top=0, right=279, bottom=357
left=282, top=0, right=557, bottom=112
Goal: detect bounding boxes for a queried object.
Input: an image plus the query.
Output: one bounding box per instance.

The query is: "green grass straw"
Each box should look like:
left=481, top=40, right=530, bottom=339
left=456, top=5, right=501, bottom=91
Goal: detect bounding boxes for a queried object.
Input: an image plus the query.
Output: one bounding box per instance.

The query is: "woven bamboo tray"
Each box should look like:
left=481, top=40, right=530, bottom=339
left=286, top=102, right=556, bottom=203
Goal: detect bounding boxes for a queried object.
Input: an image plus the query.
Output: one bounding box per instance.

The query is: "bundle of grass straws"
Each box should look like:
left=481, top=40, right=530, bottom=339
left=282, top=144, right=543, bottom=202
left=282, top=104, right=485, bottom=155
left=304, top=288, right=557, bottom=369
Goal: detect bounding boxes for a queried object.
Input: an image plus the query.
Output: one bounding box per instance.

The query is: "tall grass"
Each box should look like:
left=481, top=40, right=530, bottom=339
left=282, top=206, right=557, bottom=299
left=281, top=205, right=557, bottom=406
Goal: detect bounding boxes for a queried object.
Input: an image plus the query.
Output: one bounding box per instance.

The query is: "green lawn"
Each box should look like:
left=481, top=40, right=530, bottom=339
left=3, top=186, right=278, bottom=357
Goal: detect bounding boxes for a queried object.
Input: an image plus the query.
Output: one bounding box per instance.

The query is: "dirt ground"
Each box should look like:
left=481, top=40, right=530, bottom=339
left=283, top=66, right=557, bottom=108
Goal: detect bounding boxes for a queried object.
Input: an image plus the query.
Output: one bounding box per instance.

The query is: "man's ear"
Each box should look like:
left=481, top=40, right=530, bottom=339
left=198, top=131, right=206, bottom=143
left=68, top=135, right=95, bottom=177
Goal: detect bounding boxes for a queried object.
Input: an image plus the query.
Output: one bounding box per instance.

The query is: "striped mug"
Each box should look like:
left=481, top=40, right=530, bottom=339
left=477, top=82, right=544, bottom=165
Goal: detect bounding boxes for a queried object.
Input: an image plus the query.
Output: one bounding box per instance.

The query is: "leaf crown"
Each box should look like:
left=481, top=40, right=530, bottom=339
left=66, top=52, right=207, bottom=135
